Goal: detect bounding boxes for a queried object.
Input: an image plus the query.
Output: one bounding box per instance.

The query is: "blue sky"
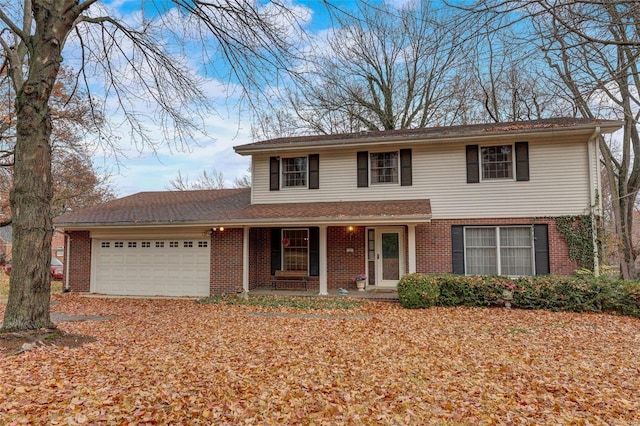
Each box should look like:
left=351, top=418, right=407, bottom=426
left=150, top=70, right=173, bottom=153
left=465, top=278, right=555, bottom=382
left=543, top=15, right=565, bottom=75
left=89, top=0, right=352, bottom=196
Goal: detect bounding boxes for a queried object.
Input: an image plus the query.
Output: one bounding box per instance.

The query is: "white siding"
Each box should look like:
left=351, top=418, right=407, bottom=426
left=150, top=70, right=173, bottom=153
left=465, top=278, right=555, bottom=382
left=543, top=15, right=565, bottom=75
left=251, top=137, right=594, bottom=219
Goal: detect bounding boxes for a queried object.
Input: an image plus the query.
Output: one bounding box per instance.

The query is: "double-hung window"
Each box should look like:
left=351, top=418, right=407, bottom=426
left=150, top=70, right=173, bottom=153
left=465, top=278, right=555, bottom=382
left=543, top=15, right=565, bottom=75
left=282, top=157, right=307, bottom=188
left=465, top=226, right=534, bottom=276
left=370, top=152, right=398, bottom=184
left=481, top=145, right=513, bottom=179
left=282, top=229, right=309, bottom=272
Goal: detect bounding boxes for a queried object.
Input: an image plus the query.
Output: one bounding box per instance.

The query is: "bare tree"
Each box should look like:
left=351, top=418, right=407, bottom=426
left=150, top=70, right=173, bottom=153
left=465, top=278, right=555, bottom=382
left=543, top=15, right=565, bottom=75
left=262, top=1, right=464, bottom=135
left=464, top=0, right=640, bottom=278
left=167, top=169, right=226, bottom=190
left=0, top=0, right=305, bottom=330
left=233, top=166, right=252, bottom=189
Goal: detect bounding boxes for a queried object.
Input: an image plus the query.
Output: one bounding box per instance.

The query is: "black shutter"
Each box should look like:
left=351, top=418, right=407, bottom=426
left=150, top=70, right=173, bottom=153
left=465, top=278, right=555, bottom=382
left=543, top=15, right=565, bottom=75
left=357, top=151, right=369, bottom=187
left=308, top=154, right=319, bottom=189
left=270, top=228, right=281, bottom=275
left=309, top=227, right=319, bottom=276
left=400, top=149, right=412, bottom=186
left=466, top=145, right=480, bottom=183
left=515, top=141, right=530, bottom=181
left=451, top=225, right=465, bottom=274
left=269, top=157, right=280, bottom=191
left=534, top=224, right=550, bottom=275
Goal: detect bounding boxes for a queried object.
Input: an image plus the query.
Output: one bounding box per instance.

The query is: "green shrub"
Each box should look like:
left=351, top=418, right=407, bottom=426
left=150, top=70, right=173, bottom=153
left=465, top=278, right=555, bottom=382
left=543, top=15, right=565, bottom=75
left=607, top=281, right=640, bottom=317
left=397, top=273, right=440, bottom=309
left=513, top=275, right=619, bottom=313
left=438, top=275, right=513, bottom=307
left=398, top=273, right=640, bottom=318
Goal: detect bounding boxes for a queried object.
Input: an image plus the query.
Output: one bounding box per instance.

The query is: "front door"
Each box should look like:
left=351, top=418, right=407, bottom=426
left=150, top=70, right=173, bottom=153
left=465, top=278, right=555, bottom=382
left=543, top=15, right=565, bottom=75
left=370, top=227, right=404, bottom=287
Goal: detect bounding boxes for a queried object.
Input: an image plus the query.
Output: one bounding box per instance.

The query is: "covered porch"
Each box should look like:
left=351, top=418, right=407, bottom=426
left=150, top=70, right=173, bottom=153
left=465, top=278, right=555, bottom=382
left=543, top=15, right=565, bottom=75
left=221, top=198, right=432, bottom=296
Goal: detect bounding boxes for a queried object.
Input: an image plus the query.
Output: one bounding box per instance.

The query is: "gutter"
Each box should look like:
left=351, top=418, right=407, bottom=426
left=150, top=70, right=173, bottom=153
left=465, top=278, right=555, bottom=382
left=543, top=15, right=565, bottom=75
left=234, top=122, right=625, bottom=155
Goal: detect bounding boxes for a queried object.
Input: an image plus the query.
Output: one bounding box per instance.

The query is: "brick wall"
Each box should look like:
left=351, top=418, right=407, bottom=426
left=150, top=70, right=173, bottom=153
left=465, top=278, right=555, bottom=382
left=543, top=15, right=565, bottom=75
left=417, top=218, right=577, bottom=275
left=327, top=226, right=367, bottom=290
left=249, top=227, right=271, bottom=290
left=210, top=228, right=244, bottom=294
left=67, top=231, right=91, bottom=292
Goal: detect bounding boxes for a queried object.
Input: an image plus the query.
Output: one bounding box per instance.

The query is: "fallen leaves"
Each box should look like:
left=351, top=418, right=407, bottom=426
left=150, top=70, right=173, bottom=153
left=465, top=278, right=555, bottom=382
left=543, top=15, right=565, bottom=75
left=1, top=294, right=639, bottom=424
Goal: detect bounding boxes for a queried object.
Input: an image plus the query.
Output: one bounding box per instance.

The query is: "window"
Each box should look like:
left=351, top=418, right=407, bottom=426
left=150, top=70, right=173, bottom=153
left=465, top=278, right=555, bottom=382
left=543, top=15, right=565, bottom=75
left=141, top=242, right=151, bottom=248
left=155, top=241, right=165, bottom=248
left=282, top=157, right=307, bottom=188
left=370, top=152, right=398, bottom=184
left=101, top=242, right=110, bottom=248
left=169, top=241, right=179, bottom=248
left=114, top=242, right=124, bottom=248
left=481, top=145, right=513, bottom=179
left=198, top=241, right=208, bottom=248
left=282, top=229, right=308, bottom=272
left=465, top=227, right=533, bottom=276
left=128, top=242, right=137, bottom=248
left=183, top=241, right=193, bottom=248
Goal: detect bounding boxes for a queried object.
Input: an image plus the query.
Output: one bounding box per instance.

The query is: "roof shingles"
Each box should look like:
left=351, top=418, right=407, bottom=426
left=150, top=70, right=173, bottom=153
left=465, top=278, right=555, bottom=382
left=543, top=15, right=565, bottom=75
left=55, top=188, right=431, bottom=227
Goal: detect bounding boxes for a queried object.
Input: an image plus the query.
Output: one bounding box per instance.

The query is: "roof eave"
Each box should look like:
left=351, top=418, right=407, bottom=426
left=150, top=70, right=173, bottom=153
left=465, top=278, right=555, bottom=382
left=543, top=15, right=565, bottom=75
left=234, top=121, right=624, bottom=155
left=58, top=214, right=432, bottom=230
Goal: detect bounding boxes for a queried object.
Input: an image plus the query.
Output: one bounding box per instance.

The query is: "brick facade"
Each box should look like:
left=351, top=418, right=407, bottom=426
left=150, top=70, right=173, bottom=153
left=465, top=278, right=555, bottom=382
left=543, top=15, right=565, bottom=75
left=327, top=226, right=367, bottom=290
left=64, top=217, right=578, bottom=295
left=210, top=228, right=244, bottom=294
left=418, top=218, right=576, bottom=276
left=67, top=231, right=91, bottom=292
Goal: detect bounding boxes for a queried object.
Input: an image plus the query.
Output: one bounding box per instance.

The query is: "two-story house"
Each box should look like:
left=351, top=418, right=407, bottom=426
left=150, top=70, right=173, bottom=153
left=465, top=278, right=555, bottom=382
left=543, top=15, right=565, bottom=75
left=55, top=118, right=624, bottom=297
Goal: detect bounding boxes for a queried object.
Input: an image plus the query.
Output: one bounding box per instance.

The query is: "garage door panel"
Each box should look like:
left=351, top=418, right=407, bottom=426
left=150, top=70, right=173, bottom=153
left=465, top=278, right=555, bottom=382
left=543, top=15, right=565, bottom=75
left=93, top=239, right=210, bottom=297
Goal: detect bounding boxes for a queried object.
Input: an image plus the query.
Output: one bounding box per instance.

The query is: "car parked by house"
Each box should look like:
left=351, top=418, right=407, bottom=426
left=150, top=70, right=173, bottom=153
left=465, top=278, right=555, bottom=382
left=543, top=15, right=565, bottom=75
left=4, top=257, right=65, bottom=280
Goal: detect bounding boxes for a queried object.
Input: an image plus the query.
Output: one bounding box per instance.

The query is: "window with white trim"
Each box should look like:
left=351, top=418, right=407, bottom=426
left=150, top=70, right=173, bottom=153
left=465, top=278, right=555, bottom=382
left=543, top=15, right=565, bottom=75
left=281, top=157, right=307, bottom=188
left=481, top=145, right=513, bottom=179
left=282, top=229, right=309, bottom=272
left=465, top=226, right=534, bottom=276
left=370, top=152, right=398, bottom=184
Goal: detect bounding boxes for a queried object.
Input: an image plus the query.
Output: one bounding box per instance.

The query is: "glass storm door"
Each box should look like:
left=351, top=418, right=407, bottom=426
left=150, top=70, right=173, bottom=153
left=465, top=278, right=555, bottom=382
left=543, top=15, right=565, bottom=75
left=375, top=228, right=404, bottom=287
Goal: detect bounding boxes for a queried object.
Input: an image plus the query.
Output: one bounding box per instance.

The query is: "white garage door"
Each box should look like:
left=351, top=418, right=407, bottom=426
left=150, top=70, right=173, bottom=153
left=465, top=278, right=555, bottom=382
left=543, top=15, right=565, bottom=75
left=93, top=239, right=210, bottom=297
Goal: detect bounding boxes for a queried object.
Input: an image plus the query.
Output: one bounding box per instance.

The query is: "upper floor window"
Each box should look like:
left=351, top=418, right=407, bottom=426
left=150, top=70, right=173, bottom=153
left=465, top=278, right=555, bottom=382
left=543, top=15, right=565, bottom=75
left=467, top=143, right=528, bottom=183
left=282, top=157, right=307, bottom=188
left=482, top=145, right=513, bottom=180
left=370, top=152, right=398, bottom=184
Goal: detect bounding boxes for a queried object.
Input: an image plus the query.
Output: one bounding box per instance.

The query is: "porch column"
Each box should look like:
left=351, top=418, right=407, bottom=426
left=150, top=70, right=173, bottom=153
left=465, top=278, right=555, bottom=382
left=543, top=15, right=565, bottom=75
left=408, top=224, right=416, bottom=274
left=319, top=225, right=328, bottom=295
left=242, top=226, right=249, bottom=293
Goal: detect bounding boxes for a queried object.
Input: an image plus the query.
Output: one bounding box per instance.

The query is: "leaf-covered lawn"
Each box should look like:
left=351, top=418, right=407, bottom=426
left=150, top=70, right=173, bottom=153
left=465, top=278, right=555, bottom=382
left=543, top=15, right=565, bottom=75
left=1, top=294, right=639, bottom=424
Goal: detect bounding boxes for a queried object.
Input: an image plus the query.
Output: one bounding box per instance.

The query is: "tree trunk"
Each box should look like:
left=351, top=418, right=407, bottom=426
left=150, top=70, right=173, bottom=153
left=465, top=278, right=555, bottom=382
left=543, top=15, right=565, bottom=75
left=1, top=0, right=76, bottom=331
left=2, top=81, right=55, bottom=331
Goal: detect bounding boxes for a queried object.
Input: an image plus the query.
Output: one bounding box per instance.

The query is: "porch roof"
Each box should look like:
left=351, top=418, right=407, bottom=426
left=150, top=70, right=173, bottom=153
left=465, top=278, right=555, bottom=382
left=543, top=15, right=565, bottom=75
left=55, top=188, right=431, bottom=228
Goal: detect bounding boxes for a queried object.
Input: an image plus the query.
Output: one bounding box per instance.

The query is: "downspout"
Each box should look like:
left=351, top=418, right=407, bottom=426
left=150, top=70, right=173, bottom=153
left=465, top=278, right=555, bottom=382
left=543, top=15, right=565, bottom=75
left=587, top=127, right=601, bottom=277
left=63, top=231, right=71, bottom=292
